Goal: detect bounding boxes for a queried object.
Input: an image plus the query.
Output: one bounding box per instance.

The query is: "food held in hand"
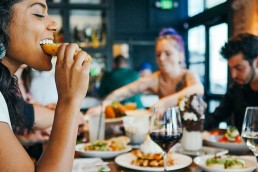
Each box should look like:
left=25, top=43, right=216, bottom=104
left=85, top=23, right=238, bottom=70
left=40, top=40, right=92, bottom=62
left=131, top=135, right=174, bottom=167
left=206, top=156, right=246, bottom=169
left=83, top=136, right=130, bottom=151
left=218, top=127, right=242, bottom=143
left=40, top=40, right=60, bottom=56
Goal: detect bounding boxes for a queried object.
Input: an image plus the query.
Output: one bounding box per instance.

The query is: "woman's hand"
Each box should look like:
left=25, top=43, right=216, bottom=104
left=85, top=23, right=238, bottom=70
left=55, top=43, right=91, bottom=103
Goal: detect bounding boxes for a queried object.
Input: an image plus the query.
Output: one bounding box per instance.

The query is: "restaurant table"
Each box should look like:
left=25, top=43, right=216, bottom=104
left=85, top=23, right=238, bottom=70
left=75, top=152, right=202, bottom=172
left=75, top=148, right=257, bottom=172
left=75, top=127, right=256, bottom=172
left=76, top=129, right=203, bottom=171
left=76, top=132, right=209, bottom=172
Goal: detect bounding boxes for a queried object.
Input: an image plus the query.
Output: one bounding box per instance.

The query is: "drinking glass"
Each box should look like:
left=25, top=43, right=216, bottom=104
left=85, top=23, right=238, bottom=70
left=241, top=107, right=258, bottom=166
left=149, top=107, right=183, bottom=171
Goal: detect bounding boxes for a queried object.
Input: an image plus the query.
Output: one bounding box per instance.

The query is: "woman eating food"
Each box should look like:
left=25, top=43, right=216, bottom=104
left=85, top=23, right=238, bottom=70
left=0, top=0, right=91, bottom=171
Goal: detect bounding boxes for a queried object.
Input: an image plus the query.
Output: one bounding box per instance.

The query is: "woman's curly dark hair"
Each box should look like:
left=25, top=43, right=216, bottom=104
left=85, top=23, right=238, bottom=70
left=0, top=0, right=26, bottom=132
left=220, top=33, right=258, bottom=65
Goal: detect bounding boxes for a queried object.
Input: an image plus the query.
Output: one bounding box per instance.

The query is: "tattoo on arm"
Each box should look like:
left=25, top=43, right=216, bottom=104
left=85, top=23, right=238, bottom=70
left=105, top=77, right=156, bottom=103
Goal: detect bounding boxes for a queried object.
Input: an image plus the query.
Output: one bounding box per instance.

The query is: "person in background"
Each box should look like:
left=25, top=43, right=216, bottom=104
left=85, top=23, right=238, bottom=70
left=30, top=70, right=58, bottom=106
left=205, top=33, right=258, bottom=132
left=87, top=28, right=203, bottom=115
left=137, top=62, right=153, bottom=78
left=137, top=62, right=159, bottom=108
left=98, top=54, right=143, bottom=108
left=0, top=1, right=90, bottom=171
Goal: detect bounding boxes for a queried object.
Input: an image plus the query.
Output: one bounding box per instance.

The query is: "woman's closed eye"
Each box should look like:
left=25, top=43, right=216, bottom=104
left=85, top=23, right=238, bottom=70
left=33, top=14, right=45, bottom=18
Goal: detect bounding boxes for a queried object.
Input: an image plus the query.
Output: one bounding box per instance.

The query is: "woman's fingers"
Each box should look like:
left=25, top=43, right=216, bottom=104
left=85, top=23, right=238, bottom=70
left=73, top=50, right=90, bottom=67
left=55, top=43, right=91, bottom=102
left=56, top=43, right=68, bottom=62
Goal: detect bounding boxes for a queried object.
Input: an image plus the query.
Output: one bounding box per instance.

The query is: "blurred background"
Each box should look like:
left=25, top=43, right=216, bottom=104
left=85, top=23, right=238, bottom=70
left=46, top=0, right=258, bottom=115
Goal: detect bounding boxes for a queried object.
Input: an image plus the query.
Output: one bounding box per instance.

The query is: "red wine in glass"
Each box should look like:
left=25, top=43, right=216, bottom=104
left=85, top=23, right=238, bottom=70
left=150, top=131, right=182, bottom=152
left=150, top=107, right=182, bottom=171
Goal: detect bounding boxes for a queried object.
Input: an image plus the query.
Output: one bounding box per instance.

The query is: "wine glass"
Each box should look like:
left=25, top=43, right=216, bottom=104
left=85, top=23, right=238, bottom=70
left=149, top=107, right=183, bottom=171
left=241, top=107, right=258, bottom=167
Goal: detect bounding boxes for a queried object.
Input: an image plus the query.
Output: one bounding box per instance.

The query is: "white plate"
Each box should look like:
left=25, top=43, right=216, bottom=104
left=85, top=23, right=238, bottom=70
left=203, top=133, right=249, bottom=154
left=194, top=155, right=257, bottom=172
left=75, top=143, right=132, bottom=159
left=84, top=115, right=123, bottom=124
left=105, top=109, right=150, bottom=123
left=173, top=143, right=229, bottom=157
left=115, top=153, right=192, bottom=171
left=73, top=158, right=110, bottom=172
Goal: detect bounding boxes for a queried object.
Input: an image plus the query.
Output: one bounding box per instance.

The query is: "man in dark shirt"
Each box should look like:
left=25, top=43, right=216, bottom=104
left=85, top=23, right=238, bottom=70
left=205, top=33, right=258, bottom=132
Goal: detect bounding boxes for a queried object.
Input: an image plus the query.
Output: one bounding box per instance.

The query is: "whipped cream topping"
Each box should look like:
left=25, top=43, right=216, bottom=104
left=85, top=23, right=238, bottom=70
left=39, top=40, right=54, bottom=45
left=183, top=112, right=198, bottom=121
left=178, top=94, right=206, bottom=121
left=179, top=96, right=189, bottom=112
left=140, top=135, right=163, bottom=154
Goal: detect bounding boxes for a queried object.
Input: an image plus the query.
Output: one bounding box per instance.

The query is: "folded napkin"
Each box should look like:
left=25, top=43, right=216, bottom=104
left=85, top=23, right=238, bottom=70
left=73, top=158, right=110, bottom=172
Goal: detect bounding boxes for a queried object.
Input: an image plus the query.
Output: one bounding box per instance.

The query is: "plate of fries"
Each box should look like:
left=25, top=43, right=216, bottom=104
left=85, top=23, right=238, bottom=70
left=115, top=151, right=192, bottom=171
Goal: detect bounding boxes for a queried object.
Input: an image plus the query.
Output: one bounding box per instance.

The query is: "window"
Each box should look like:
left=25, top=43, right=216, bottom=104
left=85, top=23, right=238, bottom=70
left=206, top=0, right=227, bottom=9
left=188, top=25, right=205, bottom=84
left=188, top=0, right=226, bottom=17
left=209, top=23, right=228, bottom=94
left=188, top=0, right=204, bottom=17
left=208, top=100, right=220, bottom=113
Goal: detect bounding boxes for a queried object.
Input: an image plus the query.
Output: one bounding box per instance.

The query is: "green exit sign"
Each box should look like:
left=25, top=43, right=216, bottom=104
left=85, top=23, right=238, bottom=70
left=160, top=0, right=174, bottom=10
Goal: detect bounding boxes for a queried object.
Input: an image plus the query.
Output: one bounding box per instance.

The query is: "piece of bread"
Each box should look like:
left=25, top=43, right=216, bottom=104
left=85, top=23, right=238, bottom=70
left=41, top=43, right=61, bottom=56
left=41, top=43, right=92, bottom=62
left=108, top=136, right=130, bottom=147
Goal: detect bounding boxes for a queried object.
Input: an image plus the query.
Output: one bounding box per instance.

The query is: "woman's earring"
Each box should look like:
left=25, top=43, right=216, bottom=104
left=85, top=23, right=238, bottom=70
left=0, top=43, right=6, bottom=60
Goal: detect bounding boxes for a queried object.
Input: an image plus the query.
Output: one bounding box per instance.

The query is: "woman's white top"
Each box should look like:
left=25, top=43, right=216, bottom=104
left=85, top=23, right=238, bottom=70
left=0, top=92, right=12, bottom=129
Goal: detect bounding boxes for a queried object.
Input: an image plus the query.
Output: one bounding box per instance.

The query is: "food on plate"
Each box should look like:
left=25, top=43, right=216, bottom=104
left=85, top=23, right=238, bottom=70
left=40, top=40, right=92, bottom=62
left=206, top=156, right=246, bottom=169
left=105, top=101, right=127, bottom=118
left=140, top=135, right=163, bottom=155
left=83, top=136, right=130, bottom=151
left=218, top=127, right=242, bottom=143
left=178, top=94, right=206, bottom=151
left=105, top=105, right=116, bottom=118
left=124, top=103, right=137, bottom=110
left=131, top=135, right=174, bottom=167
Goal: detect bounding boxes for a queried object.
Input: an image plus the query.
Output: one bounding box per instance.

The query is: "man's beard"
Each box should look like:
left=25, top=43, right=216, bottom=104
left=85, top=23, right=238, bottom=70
left=246, top=66, right=256, bottom=84
left=237, top=66, right=256, bottom=86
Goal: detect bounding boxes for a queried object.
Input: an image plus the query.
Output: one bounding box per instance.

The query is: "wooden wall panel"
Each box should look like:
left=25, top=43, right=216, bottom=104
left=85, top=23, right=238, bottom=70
left=232, top=0, right=258, bottom=36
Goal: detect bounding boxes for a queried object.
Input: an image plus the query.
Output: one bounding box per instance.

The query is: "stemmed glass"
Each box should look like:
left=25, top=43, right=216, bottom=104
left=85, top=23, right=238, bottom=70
left=241, top=107, right=258, bottom=167
left=149, top=107, right=183, bottom=171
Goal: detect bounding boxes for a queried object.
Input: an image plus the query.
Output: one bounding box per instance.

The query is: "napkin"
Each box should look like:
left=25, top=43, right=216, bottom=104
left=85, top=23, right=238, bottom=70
left=73, top=158, right=110, bottom=172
